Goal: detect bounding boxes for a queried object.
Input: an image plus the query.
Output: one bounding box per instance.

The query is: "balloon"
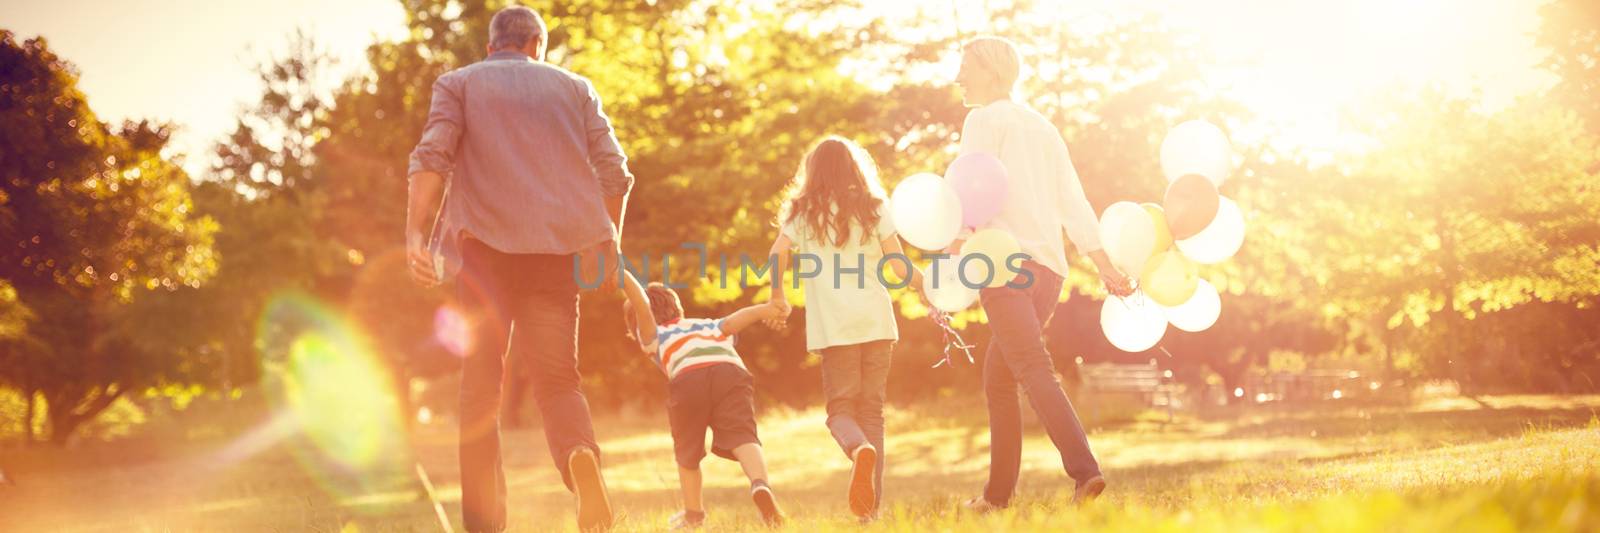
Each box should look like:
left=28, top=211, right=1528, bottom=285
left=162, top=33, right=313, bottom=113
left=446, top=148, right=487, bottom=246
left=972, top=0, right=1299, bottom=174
left=890, top=173, right=963, bottom=251
left=1141, top=202, right=1173, bottom=253
left=1175, top=197, right=1245, bottom=264
left=1097, top=201, right=1157, bottom=276
left=1160, top=120, right=1233, bottom=185
left=1100, top=294, right=1167, bottom=353
left=946, top=153, right=1009, bottom=228
left=1164, top=279, right=1221, bottom=332
left=924, top=255, right=979, bottom=312
left=1163, top=174, right=1220, bottom=240
left=959, top=229, right=1023, bottom=288
left=1139, top=251, right=1199, bottom=307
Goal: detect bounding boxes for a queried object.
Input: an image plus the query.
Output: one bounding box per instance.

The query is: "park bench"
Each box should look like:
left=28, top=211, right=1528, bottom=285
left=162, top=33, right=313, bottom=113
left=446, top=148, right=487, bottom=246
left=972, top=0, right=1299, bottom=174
left=1079, top=360, right=1177, bottom=423
left=1261, top=369, right=1364, bottom=402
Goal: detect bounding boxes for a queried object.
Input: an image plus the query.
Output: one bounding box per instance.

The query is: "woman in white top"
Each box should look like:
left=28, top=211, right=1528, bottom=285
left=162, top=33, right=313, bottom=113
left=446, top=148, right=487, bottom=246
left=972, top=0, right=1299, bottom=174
left=952, top=37, right=1134, bottom=512
left=768, top=136, right=924, bottom=520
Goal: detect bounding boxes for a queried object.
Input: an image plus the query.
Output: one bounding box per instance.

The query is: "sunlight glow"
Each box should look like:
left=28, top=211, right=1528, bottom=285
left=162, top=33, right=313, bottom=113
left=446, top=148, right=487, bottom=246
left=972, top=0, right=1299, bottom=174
left=854, top=0, right=1549, bottom=159
left=257, top=293, right=412, bottom=506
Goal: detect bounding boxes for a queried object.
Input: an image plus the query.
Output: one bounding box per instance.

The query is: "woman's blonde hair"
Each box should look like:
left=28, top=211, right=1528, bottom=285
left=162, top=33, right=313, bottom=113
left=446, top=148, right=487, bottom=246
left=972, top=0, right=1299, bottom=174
left=962, top=36, right=1022, bottom=89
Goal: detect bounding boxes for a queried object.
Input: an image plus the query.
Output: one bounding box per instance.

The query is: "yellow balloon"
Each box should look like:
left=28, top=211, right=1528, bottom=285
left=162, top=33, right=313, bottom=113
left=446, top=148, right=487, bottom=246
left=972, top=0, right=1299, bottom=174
left=1142, top=202, right=1173, bottom=253
left=959, top=229, right=1024, bottom=288
left=1139, top=250, right=1199, bottom=306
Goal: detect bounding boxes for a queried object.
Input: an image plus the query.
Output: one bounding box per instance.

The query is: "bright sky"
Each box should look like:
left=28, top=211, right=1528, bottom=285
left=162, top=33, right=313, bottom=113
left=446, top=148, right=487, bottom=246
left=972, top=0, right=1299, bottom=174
left=895, top=0, right=1555, bottom=158
left=1161, top=0, right=1557, bottom=157
left=0, top=0, right=407, bottom=175
left=2, top=0, right=1555, bottom=174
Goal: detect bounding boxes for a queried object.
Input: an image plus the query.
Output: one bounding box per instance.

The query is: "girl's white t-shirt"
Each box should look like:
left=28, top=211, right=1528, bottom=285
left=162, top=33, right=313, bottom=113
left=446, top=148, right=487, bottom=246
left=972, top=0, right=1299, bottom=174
left=782, top=204, right=900, bottom=352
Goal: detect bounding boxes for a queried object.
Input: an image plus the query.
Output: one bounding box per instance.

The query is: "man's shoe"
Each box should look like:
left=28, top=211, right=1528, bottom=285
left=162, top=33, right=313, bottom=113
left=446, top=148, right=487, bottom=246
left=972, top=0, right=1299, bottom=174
left=568, top=447, right=614, bottom=532
left=848, top=445, right=878, bottom=517
left=961, top=496, right=1002, bottom=514
left=751, top=480, right=785, bottom=526
left=667, top=510, right=706, bottom=530
left=1072, top=475, right=1107, bottom=506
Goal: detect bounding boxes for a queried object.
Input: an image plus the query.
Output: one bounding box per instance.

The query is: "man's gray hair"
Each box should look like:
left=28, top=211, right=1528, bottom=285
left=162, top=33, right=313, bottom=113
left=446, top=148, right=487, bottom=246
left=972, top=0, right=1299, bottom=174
left=489, top=6, right=546, bottom=51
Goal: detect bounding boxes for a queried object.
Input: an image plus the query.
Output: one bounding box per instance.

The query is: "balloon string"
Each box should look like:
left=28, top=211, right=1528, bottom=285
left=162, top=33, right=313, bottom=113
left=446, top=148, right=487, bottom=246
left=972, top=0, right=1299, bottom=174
left=929, top=310, right=976, bottom=369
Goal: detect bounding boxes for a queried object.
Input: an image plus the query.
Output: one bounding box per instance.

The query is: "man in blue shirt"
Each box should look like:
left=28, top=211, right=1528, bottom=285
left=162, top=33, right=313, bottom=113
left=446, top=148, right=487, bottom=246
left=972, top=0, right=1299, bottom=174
left=405, top=5, right=632, bottom=532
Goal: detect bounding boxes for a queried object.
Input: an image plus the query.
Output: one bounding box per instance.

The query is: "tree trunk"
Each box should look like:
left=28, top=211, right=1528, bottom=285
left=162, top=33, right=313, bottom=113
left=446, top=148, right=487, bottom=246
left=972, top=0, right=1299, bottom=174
left=395, top=365, right=414, bottom=436
left=1380, top=325, right=1398, bottom=382
left=44, top=383, right=125, bottom=447
left=1219, top=370, right=1244, bottom=406
left=46, top=394, right=79, bottom=447
left=23, top=386, right=36, bottom=446
left=1215, top=352, right=1254, bottom=406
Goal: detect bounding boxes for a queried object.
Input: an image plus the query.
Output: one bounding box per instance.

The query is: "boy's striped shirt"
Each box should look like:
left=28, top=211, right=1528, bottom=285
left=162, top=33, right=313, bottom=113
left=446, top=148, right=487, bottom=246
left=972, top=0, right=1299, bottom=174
left=653, top=318, right=747, bottom=379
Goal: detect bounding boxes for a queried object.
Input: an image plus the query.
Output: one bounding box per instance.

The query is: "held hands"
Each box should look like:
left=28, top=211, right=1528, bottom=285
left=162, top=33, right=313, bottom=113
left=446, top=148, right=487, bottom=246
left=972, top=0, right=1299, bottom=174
left=579, top=239, right=622, bottom=291
left=406, top=232, right=441, bottom=288
left=763, top=298, right=792, bottom=331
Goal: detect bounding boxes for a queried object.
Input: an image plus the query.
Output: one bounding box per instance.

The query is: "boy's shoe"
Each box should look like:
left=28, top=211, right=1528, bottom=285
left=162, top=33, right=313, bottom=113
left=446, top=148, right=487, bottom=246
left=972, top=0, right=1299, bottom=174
left=568, top=447, right=614, bottom=532
left=750, top=480, right=785, bottom=526
left=668, top=510, right=706, bottom=530
left=1072, top=475, right=1107, bottom=506
left=961, top=496, right=1002, bottom=515
left=848, top=444, right=878, bottom=517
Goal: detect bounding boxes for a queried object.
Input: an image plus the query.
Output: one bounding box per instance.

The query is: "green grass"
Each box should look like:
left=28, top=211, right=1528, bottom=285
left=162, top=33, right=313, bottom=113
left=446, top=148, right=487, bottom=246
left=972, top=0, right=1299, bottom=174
left=2, top=395, right=1598, bottom=532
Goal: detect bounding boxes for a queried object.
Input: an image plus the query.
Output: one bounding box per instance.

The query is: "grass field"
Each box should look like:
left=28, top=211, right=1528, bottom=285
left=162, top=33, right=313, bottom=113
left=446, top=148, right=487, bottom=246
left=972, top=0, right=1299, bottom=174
left=2, top=394, right=1598, bottom=532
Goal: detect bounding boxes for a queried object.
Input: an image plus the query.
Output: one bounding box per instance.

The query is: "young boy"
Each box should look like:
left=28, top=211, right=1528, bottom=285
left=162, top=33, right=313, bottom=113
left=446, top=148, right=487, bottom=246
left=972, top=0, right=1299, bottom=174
left=621, top=271, right=786, bottom=529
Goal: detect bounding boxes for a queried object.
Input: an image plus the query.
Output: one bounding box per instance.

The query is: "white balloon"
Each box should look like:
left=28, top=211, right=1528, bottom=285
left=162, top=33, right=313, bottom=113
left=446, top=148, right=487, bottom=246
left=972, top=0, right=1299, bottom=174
left=1175, top=197, right=1245, bottom=265
left=890, top=173, right=964, bottom=251
left=1160, top=120, right=1233, bottom=186
left=1164, top=279, right=1221, bottom=332
left=1100, top=294, right=1168, bottom=353
left=924, top=255, right=980, bottom=312
left=1097, top=201, right=1157, bottom=276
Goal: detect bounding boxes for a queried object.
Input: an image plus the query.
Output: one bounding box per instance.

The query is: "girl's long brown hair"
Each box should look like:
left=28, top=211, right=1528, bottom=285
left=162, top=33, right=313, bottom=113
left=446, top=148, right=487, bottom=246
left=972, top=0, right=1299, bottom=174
left=780, top=136, right=888, bottom=247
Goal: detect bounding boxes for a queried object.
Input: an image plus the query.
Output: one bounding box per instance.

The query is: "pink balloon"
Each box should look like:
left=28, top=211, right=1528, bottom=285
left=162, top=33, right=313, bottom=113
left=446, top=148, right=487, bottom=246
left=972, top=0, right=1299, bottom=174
left=945, top=153, right=1009, bottom=228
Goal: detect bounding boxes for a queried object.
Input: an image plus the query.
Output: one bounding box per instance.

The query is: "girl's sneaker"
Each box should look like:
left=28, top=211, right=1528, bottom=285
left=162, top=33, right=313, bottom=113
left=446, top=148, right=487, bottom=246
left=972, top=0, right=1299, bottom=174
left=848, top=444, right=879, bottom=517
left=668, top=509, right=706, bottom=530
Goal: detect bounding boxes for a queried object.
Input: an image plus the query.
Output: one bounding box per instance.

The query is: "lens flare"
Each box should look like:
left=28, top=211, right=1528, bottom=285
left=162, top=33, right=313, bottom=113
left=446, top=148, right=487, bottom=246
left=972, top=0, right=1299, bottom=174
left=283, top=332, right=396, bottom=467
left=256, top=292, right=412, bottom=507
left=433, top=305, right=471, bottom=357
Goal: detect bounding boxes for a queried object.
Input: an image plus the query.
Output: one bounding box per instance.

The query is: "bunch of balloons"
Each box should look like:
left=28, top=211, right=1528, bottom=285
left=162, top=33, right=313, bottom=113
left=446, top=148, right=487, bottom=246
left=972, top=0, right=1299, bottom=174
left=890, top=153, right=1018, bottom=313
left=1098, top=119, right=1245, bottom=352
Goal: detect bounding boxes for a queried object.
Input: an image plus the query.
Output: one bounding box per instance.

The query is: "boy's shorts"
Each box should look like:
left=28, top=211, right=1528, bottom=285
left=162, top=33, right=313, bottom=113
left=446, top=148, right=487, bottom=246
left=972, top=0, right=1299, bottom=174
left=667, top=363, right=760, bottom=469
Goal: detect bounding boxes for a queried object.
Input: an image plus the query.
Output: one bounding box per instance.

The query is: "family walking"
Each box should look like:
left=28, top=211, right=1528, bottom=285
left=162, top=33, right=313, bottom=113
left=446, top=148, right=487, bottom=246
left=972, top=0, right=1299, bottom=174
left=403, top=5, right=1133, bottom=532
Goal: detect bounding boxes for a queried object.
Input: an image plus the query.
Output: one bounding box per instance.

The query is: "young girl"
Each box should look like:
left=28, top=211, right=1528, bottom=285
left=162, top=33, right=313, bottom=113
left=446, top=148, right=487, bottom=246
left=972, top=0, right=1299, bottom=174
left=768, top=136, right=923, bottom=521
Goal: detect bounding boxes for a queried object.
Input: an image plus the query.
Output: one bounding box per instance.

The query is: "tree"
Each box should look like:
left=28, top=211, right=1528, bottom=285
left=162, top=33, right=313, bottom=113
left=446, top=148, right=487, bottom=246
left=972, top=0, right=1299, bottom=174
left=1537, top=0, right=1600, bottom=132
left=0, top=31, right=218, bottom=444
left=1298, top=93, right=1600, bottom=393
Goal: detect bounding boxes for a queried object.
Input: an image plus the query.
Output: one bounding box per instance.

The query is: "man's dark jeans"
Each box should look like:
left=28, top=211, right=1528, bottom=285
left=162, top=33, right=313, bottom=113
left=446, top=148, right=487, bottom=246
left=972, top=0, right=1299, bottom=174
left=456, top=238, right=600, bottom=532
left=979, top=262, right=1100, bottom=506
